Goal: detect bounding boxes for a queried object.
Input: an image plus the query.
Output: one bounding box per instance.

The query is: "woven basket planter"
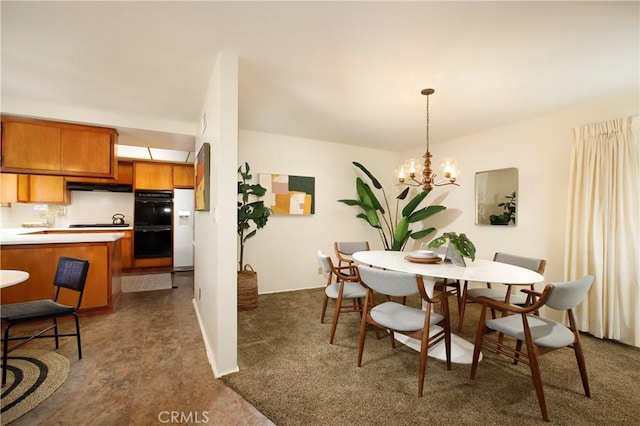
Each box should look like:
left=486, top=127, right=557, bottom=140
left=237, top=264, right=258, bottom=311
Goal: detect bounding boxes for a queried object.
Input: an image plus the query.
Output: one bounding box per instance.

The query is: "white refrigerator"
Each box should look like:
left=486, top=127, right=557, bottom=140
left=173, top=188, right=194, bottom=271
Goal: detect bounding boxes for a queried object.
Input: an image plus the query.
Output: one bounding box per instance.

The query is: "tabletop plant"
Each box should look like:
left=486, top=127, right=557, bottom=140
left=338, top=161, right=445, bottom=251
left=427, top=232, right=476, bottom=261
left=238, top=162, right=271, bottom=271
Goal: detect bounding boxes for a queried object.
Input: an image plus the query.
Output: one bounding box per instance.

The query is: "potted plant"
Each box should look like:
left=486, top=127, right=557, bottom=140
left=338, top=162, right=446, bottom=251
left=237, top=162, right=271, bottom=310
left=490, top=191, right=516, bottom=225
left=427, top=232, right=476, bottom=264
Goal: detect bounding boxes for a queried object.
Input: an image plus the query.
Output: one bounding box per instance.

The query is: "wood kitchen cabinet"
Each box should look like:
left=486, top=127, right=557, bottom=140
left=172, top=164, right=194, bottom=188
left=66, top=161, right=133, bottom=185
left=134, top=161, right=173, bottom=190
left=1, top=116, right=117, bottom=178
left=0, top=173, right=68, bottom=204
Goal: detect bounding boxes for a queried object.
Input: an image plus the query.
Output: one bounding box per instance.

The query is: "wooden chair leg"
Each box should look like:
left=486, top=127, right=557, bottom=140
left=329, top=293, right=343, bottom=345
left=320, top=294, right=329, bottom=323
left=470, top=304, right=488, bottom=380
left=568, top=311, right=591, bottom=397
left=357, top=292, right=371, bottom=367
left=524, top=325, right=548, bottom=422
left=513, top=339, right=523, bottom=365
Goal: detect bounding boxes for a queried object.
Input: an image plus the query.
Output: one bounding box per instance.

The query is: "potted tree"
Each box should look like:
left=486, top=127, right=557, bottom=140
left=237, top=162, right=270, bottom=310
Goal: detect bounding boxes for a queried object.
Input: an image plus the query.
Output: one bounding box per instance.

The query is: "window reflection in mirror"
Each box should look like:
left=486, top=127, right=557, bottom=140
left=475, top=167, right=518, bottom=226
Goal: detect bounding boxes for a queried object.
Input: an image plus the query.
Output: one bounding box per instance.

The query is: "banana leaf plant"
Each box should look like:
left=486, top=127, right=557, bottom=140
left=238, top=162, right=271, bottom=271
left=338, top=162, right=446, bottom=251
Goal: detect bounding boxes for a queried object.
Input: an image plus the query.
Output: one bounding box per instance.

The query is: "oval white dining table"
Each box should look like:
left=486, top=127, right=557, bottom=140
left=352, top=250, right=544, bottom=364
left=0, top=270, right=30, bottom=288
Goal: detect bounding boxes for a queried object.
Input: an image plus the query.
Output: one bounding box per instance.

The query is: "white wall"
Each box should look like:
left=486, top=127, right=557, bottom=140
left=193, top=51, right=239, bottom=377
left=400, top=93, right=640, bottom=288
left=239, top=130, right=400, bottom=294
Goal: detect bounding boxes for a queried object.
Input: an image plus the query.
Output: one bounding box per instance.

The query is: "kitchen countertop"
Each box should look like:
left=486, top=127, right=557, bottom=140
left=0, top=227, right=129, bottom=245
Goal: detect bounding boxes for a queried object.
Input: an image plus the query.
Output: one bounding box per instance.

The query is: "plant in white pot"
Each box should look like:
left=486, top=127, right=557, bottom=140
left=237, top=162, right=271, bottom=310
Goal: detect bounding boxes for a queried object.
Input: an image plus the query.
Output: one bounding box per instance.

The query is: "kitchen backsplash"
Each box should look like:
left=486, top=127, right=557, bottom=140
left=0, top=192, right=135, bottom=228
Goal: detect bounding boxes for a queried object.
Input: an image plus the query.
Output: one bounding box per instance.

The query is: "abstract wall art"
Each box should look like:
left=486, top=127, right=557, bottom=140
left=194, top=142, right=210, bottom=211
left=259, top=173, right=315, bottom=215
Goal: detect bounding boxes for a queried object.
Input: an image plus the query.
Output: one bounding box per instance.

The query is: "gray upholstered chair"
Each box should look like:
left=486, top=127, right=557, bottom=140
left=356, top=264, right=452, bottom=397
left=458, top=252, right=546, bottom=331
left=318, top=250, right=367, bottom=344
left=470, top=275, right=594, bottom=422
left=334, top=241, right=370, bottom=269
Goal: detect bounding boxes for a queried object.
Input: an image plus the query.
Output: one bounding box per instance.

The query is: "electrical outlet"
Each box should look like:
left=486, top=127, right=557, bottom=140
left=317, top=266, right=323, bottom=275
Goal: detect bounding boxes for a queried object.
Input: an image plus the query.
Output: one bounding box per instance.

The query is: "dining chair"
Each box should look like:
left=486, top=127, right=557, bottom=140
left=458, top=252, right=546, bottom=331
left=421, top=242, right=463, bottom=315
left=318, top=250, right=367, bottom=344
left=470, top=275, right=594, bottom=422
left=334, top=241, right=370, bottom=269
left=356, top=264, right=452, bottom=397
left=1, top=256, right=90, bottom=386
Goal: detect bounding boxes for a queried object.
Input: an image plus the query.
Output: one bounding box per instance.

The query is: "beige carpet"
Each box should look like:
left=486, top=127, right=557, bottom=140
left=223, top=288, right=640, bottom=426
left=121, top=273, right=173, bottom=293
left=1, top=349, right=69, bottom=425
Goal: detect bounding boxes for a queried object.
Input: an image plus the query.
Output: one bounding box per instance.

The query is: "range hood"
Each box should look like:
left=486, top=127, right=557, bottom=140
left=66, top=182, right=133, bottom=193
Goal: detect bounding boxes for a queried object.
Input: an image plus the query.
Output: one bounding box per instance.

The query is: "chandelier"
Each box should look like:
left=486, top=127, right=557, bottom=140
left=396, top=88, right=459, bottom=192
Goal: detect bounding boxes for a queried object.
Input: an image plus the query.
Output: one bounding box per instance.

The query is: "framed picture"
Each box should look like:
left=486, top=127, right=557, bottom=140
left=258, top=173, right=315, bottom=215
left=194, top=143, right=210, bottom=211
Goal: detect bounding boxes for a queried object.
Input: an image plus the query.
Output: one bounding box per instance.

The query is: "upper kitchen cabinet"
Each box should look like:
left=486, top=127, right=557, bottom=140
left=172, top=164, right=194, bottom=188
left=0, top=116, right=117, bottom=178
left=0, top=174, right=69, bottom=204
left=66, top=161, right=133, bottom=185
left=134, top=161, right=174, bottom=190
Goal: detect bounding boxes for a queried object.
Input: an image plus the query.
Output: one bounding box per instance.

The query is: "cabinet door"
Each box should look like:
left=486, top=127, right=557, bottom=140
left=0, top=173, right=18, bottom=203
left=60, top=128, right=114, bottom=175
left=172, top=164, right=194, bottom=188
left=28, top=175, right=68, bottom=204
left=1, top=121, right=61, bottom=171
left=120, top=231, right=133, bottom=271
left=134, top=162, right=173, bottom=190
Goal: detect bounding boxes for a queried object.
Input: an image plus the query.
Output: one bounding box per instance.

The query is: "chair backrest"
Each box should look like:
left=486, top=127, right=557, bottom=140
left=545, top=275, right=594, bottom=311
left=53, top=257, right=90, bottom=309
left=335, top=241, right=370, bottom=256
left=494, top=252, right=546, bottom=275
left=358, top=265, right=420, bottom=298
left=317, top=250, right=333, bottom=274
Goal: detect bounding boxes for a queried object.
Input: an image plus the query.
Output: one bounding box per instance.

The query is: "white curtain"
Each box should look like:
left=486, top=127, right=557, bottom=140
left=565, top=117, right=639, bottom=347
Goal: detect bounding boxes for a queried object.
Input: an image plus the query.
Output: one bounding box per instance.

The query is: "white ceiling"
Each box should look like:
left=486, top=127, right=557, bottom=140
left=2, top=1, right=638, bottom=154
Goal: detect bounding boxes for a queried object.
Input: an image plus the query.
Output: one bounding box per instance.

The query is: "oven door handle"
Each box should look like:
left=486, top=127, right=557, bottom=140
left=135, top=227, right=172, bottom=232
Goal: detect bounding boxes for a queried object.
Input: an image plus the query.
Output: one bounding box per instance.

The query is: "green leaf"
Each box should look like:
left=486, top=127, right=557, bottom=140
left=393, top=217, right=409, bottom=244
left=365, top=209, right=381, bottom=227
left=353, top=162, right=382, bottom=189
left=396, top=187, right=410, bottom=200
left=427, top=235, right=447, bottom=248
left=337, top=199, right=360, bottom=206
left=408, top=205, right=446, bottom=223
left=401, top=191, right=428, bottom=217
left=409, top=227, right=436, bottom=240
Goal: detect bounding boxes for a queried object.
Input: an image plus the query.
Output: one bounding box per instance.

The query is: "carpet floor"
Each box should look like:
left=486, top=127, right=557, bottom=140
left=223, top=288, right=640, bottom=425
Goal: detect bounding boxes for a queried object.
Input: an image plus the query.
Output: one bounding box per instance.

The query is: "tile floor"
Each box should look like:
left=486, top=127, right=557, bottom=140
left=6, top=271, right=274, bottom=426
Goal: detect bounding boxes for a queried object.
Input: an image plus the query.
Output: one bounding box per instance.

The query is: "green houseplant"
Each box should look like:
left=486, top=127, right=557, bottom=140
left=338, top=162, right=446, bottom=251
left=490, top=191, right=516, bottom=225
left=427, top=232, right=476, bottom=261
left=237, top=162, right=271, bottom=310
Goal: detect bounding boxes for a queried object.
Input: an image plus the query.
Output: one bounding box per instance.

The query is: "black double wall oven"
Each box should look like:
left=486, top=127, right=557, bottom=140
left=134, top=190, right=173, bottom=259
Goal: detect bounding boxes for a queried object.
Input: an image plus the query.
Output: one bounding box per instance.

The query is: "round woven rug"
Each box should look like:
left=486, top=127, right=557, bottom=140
left=1, top=349, right=69, bottom=425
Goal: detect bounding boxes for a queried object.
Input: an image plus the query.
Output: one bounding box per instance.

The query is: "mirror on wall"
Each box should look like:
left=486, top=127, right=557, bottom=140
left=475, top=167, right=518, bottom=226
